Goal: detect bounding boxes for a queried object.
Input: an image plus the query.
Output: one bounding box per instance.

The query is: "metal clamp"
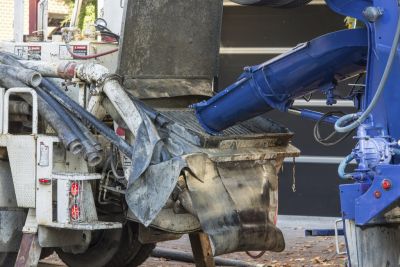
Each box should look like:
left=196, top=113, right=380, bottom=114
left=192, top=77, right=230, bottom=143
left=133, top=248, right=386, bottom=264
left=334, top=219, right=347, bottom=255
left=3, top=87, right=38, bottom=135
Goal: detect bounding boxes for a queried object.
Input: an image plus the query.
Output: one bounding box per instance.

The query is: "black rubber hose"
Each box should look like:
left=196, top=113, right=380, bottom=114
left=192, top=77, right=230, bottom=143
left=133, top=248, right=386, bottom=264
left=72, top=116, right=102, bottom=151
left=40, top=79, right=133, bottom=157
left=37, top=88, right=102, bottom=166
left=0, top=52, right=132, bottom=157
left=0, top=74, right=82, bottom=153
left=0, top=63, right=42, bottom=87
left=37, top=97, right=83, bottom=155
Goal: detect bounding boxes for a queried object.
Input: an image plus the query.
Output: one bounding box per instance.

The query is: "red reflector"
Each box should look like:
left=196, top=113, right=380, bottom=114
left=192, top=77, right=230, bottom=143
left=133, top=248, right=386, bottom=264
left=374, top=190, right=382, bottom=199
left=382, top=179, right=392, bottom=191
left=70, top=204, right=80, bottom=221
left=70, top=182, right=80, bottom=196
left=116, top=127, right=125, bottom=136
left=39, top=178, right=51, bottom=185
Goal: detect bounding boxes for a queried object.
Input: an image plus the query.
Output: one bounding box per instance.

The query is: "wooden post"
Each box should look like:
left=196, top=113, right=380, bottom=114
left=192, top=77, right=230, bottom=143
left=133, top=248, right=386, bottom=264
left=189, top=232, right=215, bottom=267
left=14, top=233, right=42, bottom=267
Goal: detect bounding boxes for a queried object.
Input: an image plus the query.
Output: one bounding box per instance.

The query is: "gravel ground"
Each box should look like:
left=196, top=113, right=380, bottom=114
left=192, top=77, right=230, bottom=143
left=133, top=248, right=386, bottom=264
left=39, top=216, right=347, bottom=267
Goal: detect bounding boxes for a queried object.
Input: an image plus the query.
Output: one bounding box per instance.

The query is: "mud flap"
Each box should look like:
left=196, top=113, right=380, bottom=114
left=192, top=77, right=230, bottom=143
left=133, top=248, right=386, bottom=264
left=186, top=159, right=285, bottom=255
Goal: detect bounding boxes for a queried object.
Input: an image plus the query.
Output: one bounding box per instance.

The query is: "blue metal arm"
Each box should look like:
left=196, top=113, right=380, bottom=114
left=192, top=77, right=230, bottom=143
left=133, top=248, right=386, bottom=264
left=192, top=29, right=367, bottom=134
left=193, top=0, right=400, bottom=226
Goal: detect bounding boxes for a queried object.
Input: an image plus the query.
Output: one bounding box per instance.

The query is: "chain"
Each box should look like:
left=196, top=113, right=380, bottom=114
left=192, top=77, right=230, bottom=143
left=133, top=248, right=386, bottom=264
left=292, top=157, right=296, bottom=193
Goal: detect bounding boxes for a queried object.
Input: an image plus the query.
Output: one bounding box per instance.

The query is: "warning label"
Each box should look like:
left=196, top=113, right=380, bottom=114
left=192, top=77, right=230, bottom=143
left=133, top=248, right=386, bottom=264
left=14, top=46, right=42, bottom=60
left=59, top=45, right=88, bottom=60
left=73, top=45, right=88, bottom=56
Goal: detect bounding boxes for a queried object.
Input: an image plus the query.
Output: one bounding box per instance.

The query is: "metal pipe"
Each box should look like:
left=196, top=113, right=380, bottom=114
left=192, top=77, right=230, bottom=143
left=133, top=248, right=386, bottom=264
left=19, top=60, right=77, bottom=79
left=37, top=0, right=48, bottom=40
left=192, top=29, right=367, bottom=134
left=288, top=108, right=339, bottom=125
left=75, top=63, right=143, bottom=137
left=151, top=248, right=264, bottom=267
left=70, top=0, right=83, bottom=28
left=0, top=64, right=42, bottom=87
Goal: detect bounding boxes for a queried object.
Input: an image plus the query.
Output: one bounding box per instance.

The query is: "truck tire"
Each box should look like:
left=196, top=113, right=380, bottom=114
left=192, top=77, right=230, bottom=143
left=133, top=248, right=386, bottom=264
left=56, top=228, right=122, bottom=267
left=230, top=0, right=312, bottom=8
left=106, top=222, right=156, bottom=267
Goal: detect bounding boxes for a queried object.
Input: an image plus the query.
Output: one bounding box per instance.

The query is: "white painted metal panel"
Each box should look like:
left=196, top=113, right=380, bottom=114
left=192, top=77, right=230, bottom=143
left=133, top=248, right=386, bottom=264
left=7, top=135, right=36, bottom=207
left=36, top=136, right=58, bottom=225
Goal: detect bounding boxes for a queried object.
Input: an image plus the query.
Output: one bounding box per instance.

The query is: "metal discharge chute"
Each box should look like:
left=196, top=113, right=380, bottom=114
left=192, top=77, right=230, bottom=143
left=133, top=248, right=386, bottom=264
left=193, top=29, right=368, bottom=134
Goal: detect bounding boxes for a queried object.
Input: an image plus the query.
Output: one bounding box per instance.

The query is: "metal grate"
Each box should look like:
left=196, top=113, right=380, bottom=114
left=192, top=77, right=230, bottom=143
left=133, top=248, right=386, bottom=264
left=158, top=108, right=289, bottom=137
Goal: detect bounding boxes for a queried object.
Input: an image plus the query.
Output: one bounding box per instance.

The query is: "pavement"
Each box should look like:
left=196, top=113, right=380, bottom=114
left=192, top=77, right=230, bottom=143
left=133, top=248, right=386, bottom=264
left=39, top=215, right=347, bottom=267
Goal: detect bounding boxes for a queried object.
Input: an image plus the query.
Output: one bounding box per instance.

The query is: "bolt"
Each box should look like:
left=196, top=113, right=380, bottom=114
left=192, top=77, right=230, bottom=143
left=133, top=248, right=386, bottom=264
left=363, top=7, right=384, bottom=22
left=374, top=190, right=382, bottom=199
left=382, top=179, right=392, bottom=190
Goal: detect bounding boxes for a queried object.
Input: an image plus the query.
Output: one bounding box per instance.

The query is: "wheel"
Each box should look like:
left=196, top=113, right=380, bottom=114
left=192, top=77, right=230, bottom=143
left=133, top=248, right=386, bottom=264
left=56, top=228, right=123, bottom=267
left=56, top=222, right=156, bottom=267
left=230, top=0, right=312, bottom=8
left=107, top=222, right=156, bottom=267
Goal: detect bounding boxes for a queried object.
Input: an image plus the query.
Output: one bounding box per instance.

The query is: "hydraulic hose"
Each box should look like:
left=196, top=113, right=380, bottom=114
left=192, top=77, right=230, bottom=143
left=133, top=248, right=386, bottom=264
left=335, top=11, right=400, bottom=133
left=0, top=74, right=82, bottom=153
left=0, top=53, right=132, bottom=158
left=0, top=64, right=42, bottom=87
left=338, top=154, right=355, bottom=179
left=66, top=43, right=119, bottom=60
left=40, top=79, right=133, bottom=158
left=37, top=96, right=83, bottom=155
left=72, top=116, right=102, bottom=151
left=37, top=88, right=102, bottom=165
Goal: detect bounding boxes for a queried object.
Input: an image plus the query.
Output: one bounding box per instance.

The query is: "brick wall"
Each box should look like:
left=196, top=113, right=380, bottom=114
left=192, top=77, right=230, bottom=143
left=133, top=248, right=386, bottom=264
left=48, top=0, right=70, bottom=15
left=0, top=0, right=29, bottom=41
left=0, top=0, right=69, bottom=41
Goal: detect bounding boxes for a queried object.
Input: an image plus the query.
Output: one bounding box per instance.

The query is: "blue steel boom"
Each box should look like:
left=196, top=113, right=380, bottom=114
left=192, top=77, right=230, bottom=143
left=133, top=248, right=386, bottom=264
left=194, top=0, right=400, bottom=230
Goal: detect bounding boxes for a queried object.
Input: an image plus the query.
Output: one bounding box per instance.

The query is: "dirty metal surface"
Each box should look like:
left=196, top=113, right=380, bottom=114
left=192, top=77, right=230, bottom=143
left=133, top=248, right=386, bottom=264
left=186, top=160, right=284, bottom=255
left=124, top=102, right=298, bottom=250
left=159, top=108, right=293, bottom=148
left=118, top=0, right=223, bottom=98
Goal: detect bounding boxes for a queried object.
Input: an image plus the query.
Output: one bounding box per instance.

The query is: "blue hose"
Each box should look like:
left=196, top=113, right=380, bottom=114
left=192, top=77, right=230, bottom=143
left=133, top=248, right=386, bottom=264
left=338, top=154, right=355, bottom=179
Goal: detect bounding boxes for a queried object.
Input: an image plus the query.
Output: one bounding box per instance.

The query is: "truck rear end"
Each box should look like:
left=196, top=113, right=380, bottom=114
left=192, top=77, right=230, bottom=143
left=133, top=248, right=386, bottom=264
left=0, top=1, right=299, bottom=266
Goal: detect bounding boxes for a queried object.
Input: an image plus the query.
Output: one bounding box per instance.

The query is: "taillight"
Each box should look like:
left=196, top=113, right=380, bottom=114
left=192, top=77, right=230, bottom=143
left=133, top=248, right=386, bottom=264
left=70, top=204, right=80, bottom=221
left=69, top=180, right=82, bottom=222
left=70, top=182, right=80, bottom=196
left=39, top=178, right=51, bottom=185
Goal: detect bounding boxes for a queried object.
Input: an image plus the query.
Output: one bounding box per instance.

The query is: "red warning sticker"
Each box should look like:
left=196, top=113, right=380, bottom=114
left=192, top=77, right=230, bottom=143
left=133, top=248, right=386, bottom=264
left=14, top=46, right=42, bottom=60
